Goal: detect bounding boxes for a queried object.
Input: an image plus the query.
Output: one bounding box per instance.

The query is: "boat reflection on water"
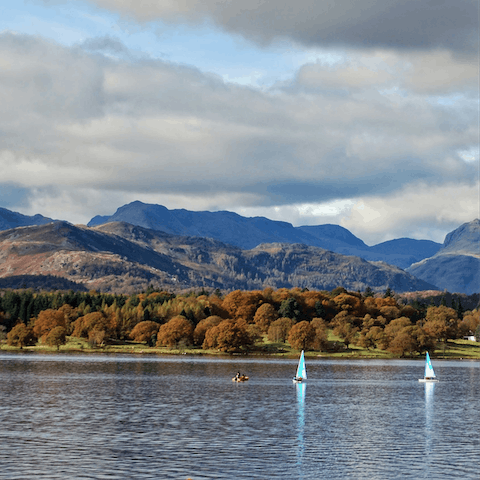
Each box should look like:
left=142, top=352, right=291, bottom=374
left=424, top=381, right=435, bottom=464
left=296, top=382, right=306, bottom=474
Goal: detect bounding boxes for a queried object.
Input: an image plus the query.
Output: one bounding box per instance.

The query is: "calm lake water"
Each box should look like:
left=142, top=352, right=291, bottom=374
left=0, top=353, right=479, bottom=480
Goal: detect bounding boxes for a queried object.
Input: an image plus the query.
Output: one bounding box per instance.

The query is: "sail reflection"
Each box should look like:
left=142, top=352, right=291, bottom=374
left=424, top=381, right=435, bottom=463
left=296, top=382, right=306, bottom=475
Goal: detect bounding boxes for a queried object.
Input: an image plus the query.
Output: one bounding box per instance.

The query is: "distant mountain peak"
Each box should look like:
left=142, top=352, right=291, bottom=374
left=442, top=219, right=480, bottom=255
left=407, top=219, right=480, bottom=294
left=0, top=208, right=54, bottom=231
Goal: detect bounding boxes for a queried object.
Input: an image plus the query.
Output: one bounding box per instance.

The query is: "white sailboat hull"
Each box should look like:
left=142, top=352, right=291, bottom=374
left=418, top=378, right=439, bottom=382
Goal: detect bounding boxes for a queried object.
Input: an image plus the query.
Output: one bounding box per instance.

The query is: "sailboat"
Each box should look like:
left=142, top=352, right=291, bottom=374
left=293, top=350, right=307, bottom=383
left=418, top=352, right=439, bottom=382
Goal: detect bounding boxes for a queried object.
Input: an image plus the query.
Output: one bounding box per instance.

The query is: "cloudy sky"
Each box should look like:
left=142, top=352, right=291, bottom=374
left=1, top=0, right=478, bottom=245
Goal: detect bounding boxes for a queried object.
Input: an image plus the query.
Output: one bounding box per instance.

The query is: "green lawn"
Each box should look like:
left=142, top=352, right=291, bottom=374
left=2, top=333, right=479, bottom=359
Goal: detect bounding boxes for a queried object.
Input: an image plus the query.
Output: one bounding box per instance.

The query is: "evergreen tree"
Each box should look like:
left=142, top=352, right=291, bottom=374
left=384, top=287, right=393, bottom=298
left=456, top=299, right=464, bottom=319
left=363, top=286, right=375, bottom=298
left=278, top=297, right=302, bottom=321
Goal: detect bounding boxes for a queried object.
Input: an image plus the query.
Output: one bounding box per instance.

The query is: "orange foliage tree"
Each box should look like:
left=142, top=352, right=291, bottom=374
left=311, top=317, right=328, bottom=351
left=267, top=317, right=294, bottom=343
left=33, top=309, right=66, bottom=342
left=333, top=293, right=365, bottom=317
left=202, top=319, right=253, bottom=353
left=460, top=310, right=480, bottom=336
left=253, top=303, right=278, bottom=333
left=129, top=321, right=161, bottom=345
left=7, top=323, right=36, bottom=348
left=45, top=326, right=67, bottom=350
left=156, top=316, right=193, bottom=348
left=423, top=306, right=459, bottom=342
left=287, top=321, right=316, bottom=350
left=193, top=316, right=223, bottom=346
left=222, top=290, right=262, bottom=323
left=72, top=312, right=116, bottom=343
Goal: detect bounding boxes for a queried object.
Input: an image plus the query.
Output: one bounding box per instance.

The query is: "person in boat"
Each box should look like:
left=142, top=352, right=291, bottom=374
left=235, top=372, right=241, bottom=381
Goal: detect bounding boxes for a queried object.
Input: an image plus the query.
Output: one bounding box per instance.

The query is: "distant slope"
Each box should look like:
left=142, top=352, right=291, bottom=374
left=0, top=221, right=437, bottom=294
left=89, top=201, right=441, bottom=268
left=0, top=207, right=54, bottom=231
left=407, top=219, right=480, bottom=294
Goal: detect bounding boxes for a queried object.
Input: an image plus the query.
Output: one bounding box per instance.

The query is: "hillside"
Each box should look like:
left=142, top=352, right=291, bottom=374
left=407, top=219, right=480, bottom=295
left=0, top=221, right=437, bottom=294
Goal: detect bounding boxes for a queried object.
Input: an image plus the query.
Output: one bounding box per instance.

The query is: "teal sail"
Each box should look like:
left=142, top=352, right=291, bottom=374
left=424, top=352, right=436, bottom=379
left=296, top=350, right=307, bottom=380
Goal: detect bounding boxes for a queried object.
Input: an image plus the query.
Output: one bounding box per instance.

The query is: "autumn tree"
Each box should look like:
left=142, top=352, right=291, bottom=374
left=193, top=316, right=223, bottom=346
left=253, top=303, right=278, bottom=333
left=287, top=321, right=316, bottom=351
left=72, top=312, right=116, bottom=343
left=33, top=309, right=66, bottom=342
left=299, top=291, right=329, bottom=318
left=45, top=326, right=67, bottom=350
left=267, top=317, right=294, bottom=343
left=7, top=323, right=36, bottom=349
left=423, top=306, right=459, bottom=343
left=202, top=319, right=253, bottom=353
left=333, top=293, right=364, bottom=317
left=387, top=325, right=435, bottom=357
left=387, top=326, right=418, bottom=356
left=311, top=318, right=328, bottom=351
left=378, top=305, right=401, bottom=321
left=458, top=310, right=479, bottom=337
left=332, top=311, right=359, bottom=348
left=222, top=290, right=262, bottom=323
left=384, top=317, right=412, bottom=347
left=156, top=316, right=194, bottom=348
left=129, top=321, right=161, bottom=346
left=58, top=304, right=79, bottom=334
left=357, top=326, right=386, bottom=350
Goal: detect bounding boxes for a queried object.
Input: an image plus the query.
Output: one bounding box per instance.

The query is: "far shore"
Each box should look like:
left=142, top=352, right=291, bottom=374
left=1, top=337, right=479, bottom=360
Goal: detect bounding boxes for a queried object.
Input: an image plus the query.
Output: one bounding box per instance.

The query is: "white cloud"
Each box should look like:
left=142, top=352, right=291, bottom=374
left=342, top=182, right=480, bottom=244
left=0, top=30, right=477, bottom=243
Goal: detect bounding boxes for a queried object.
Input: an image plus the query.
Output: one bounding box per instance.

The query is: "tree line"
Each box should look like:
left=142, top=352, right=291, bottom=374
left=1, top=286, right=479, bottom=355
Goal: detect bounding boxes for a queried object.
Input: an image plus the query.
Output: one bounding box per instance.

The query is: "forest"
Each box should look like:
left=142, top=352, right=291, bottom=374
left=1, top=286, right=479, bottom=357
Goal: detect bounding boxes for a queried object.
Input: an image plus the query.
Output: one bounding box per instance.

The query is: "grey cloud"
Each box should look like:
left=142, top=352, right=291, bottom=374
left=85, top=0, right=478, bottom=53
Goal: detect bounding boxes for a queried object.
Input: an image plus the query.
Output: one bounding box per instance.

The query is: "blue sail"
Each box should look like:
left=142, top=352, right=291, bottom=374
left=296, top=350, right=307, bottom=380
left=424, top=352, right=436, bottom=378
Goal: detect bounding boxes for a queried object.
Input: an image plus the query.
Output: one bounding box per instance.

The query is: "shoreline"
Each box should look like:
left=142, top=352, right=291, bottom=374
left=1, top=342, right=479, bottom=360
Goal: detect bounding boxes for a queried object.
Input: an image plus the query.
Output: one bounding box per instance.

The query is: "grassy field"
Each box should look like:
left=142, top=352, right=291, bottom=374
left=2, top=332, right=479, bottom=359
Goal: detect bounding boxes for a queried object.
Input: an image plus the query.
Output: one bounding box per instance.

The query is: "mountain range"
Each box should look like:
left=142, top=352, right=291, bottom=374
left=89, top=201, right=441, bottom=269
left=0, top=203, right=478, bottom=294
left=0, top=221, right=437, bottom=293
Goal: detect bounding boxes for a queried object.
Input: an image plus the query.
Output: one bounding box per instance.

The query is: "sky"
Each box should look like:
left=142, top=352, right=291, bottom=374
left=0, top=0, right=479, bottom=246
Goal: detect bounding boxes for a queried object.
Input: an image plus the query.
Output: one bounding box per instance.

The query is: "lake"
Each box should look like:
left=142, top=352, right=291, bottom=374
left=0, top=353, right=479, bottom=479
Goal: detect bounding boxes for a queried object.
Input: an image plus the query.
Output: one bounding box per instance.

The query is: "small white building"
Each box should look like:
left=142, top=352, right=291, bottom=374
left=463, top=335, right=477, bottom=342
